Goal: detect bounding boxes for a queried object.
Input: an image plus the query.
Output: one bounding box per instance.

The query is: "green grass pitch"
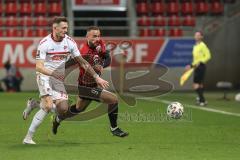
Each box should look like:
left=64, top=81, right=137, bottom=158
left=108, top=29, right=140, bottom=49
left=0, top=91, right=240, bottom=160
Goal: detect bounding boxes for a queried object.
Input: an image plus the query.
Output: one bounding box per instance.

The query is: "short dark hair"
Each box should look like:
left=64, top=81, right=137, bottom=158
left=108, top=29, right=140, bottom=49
left=87, top=26, right=100, bottom=32
left=52, top=16, right=68, bottom=25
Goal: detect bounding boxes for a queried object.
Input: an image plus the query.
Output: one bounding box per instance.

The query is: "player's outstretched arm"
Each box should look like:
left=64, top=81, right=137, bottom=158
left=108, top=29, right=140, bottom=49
left=36, top=60, right=53, bottom=76
left=74, top=56, right=109, bottom=89
left=36, top=60, right=64, bottom=80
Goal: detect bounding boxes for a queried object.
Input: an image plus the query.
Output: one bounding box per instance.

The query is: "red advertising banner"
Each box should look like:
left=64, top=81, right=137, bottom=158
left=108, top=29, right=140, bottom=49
left=0, top=39, right=38, bottom=68
left=0, top=38, right=164, bottom=68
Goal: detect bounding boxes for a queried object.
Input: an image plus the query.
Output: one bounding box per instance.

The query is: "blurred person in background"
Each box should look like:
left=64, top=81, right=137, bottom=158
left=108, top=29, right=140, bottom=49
left=1, top=60, right=23, bottom=92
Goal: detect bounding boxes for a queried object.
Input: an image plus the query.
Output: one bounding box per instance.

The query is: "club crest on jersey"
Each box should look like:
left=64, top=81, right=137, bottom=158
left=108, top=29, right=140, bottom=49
left=64, top=46, right=68, bottom=50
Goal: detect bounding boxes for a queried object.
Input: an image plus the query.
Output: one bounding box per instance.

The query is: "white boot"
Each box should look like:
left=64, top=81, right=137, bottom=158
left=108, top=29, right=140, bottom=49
left=23, top=137, right=36, bottom=145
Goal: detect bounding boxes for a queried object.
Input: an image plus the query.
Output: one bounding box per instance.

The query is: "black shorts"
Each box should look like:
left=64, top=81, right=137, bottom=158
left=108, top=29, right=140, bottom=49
left=78, top=85, right=103, bottom=101
left=193, top=63, right=206, bottom=84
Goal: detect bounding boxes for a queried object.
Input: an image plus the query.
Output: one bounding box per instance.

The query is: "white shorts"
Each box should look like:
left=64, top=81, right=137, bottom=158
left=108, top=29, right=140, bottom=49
left=36, top=74, right=68, bottom=100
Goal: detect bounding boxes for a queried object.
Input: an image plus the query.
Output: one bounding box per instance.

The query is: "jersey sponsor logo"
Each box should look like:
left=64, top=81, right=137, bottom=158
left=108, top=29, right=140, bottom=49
left=47, top=51, right=70, bottom=55
left=51, top=55, right=67, bottom=61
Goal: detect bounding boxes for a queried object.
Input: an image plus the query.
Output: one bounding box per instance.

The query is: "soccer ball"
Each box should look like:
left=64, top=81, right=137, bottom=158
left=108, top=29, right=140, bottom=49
left=167, top=102, right=184, bottom=119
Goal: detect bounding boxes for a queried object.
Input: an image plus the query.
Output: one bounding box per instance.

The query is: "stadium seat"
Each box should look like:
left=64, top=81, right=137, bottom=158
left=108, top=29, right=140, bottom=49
left=169, top=28, right=183, bottom=37
left=33, top=0, right=46, bottom=2
left=19, top=3, right=32, bottom=15
left=136, top=0, right=148, bottom=2
left=34, top=2, right=47, bottom=15
left=210, top=2, right=224, bottom=14
left=6, top=28, right=19, bottom=37
left=209, top=0, right=221, bottom=2
left=181, top=2, right=194, bottom=15
left=5, top=0, right=16, bottom=2
left=48, top=2, right=62, bottom=16
left=5, top=16, right=18, bottom=27
left=182, top=15, right=196, bottom=26
left=168, top=15, right=181, bottom=26
left=22, top=28, right=35, bottom=37
left=196, top=2, right=209, bottom=15
left=19, top=16, right=34, bottom=26
left=179, top=0, right=192, bottom=2
left=167, top=2, right=179, bottom=15
left=35, top=16, right=48, bottom=26
left=0, top=4, right=4, bottom=16
left=5, top=2, right=18, bottom=15
left=223, top=0, right=236, bottom=3
left=33, top=0, right=47, bottom=3
left=138, top=16, right=151, bottom=26
left=0, top=30, right=4, bottom=37
left=153, top=28, right=166, bottom=37
left=49, top=0, right=62, bottom=2
left=136, top=2, right=148, bottom=15
left=150, top=0, right=162, bottom=2
left=216, top=81, right=232, bottom=100
left=151, top=2, right=165, bottom=15
left=19, top=0, right=32, bottom=2
left=153, top=15, right=166, bottom=26
left=139, top=28, right=151, bottom=37
left=194, top=0, right=206, bottom=2
left=0, top=18, right=4, bottom=26
left=75, top=0, right=83, bottom=4
left=36, top=29, right=49, bottom=37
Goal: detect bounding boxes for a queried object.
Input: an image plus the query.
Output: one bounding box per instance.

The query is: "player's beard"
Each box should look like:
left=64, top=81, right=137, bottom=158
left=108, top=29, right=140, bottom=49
left=56, top=32, right=65, bottom=41
left=88, top=40, right=97, bottom=49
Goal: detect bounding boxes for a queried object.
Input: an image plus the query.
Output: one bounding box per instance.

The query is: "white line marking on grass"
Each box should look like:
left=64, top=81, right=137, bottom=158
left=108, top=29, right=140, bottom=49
left=139, top=98, right=240, bottom=117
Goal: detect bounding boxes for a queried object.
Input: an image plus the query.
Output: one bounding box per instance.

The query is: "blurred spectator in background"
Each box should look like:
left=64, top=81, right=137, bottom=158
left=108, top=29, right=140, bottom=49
left=0, top=82, right=4, bottom=92
left=1, top=60, right=23, bottom=92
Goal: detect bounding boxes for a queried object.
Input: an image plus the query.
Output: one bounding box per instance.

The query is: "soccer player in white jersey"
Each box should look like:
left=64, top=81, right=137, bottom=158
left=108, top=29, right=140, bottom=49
left=22, top=17, right=109, bottom=145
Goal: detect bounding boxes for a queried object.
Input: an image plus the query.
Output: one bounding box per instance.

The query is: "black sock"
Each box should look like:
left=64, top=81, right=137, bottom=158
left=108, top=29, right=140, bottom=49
left=196, top=88, right=205, bottom=103
left=108, top=103, right=118, bottom=128
left=58, top=104, right=80, bottom=121
left=70, top=104, right=81, bottom=113
left=200, top=87, right=205, bottom=102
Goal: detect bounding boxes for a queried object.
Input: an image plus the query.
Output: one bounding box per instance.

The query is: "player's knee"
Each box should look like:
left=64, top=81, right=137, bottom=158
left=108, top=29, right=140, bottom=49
left=193, top=84, right=199, bottom=90
left=110, top=94, right=118, bottom=104
left=41, top=96, right=53, bottom=112
left=56, top=101, right=69, bottom=114
left=57, top=107, right=68, bottom=115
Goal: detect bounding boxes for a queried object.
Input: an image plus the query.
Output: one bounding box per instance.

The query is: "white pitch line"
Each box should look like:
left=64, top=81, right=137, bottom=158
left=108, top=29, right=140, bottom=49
left=138, top=98, right=240, bottom=117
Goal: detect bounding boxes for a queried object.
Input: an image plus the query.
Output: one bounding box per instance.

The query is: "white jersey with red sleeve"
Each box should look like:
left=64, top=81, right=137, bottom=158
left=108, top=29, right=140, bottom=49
left=36, top=34, right=80, bottom=76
